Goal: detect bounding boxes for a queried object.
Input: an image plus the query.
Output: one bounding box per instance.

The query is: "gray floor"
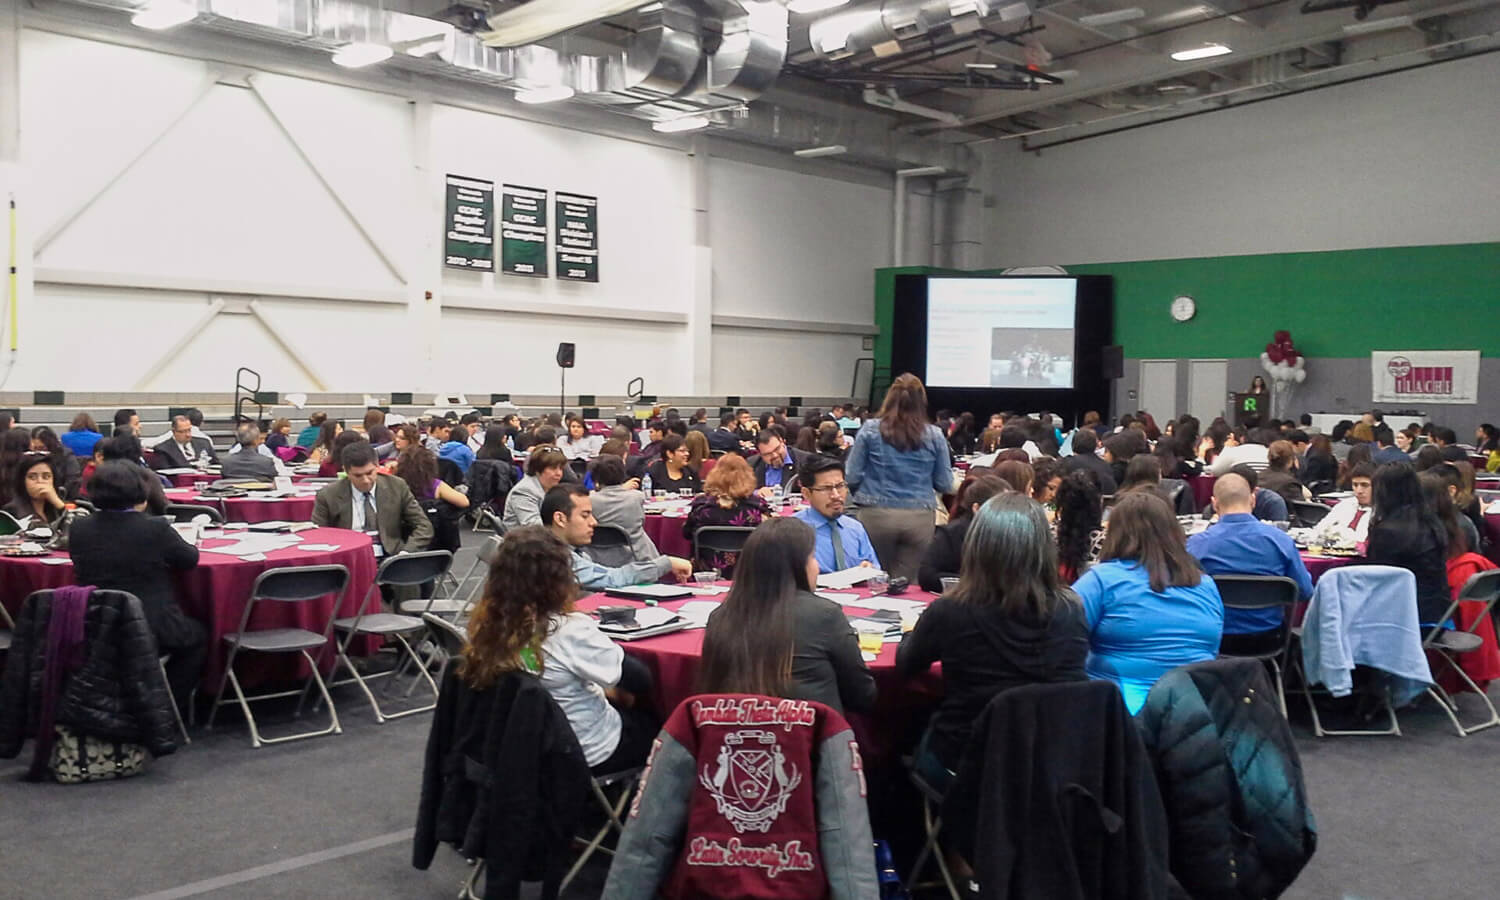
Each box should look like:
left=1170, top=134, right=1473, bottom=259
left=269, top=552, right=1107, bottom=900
left=6, top=527, right=1500, bottom=899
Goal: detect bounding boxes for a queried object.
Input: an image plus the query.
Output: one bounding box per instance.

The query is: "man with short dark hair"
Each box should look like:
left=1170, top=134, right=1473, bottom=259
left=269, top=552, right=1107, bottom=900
left=1319, top=462, right=1374, bottom=541
left=1208, top=427, right=1274, bottom=477
left=708, top=411, right=742, bottom=453
left=1371, top=425, right=1407, bottom=466
left=1059, top=429, right=1117, bottom=494
left=544, top=484, right=690, bottom=589
left=311, top=441, right=432, bottom=559
left=424, top=419, right=451, bottom=453
left=734, top=408, right=756, bottom=441
left=751, top=426, right=804, bottom=496
left=794, top=455, right=879, bottom=573
left=153, top=415, right=218, bottom=468
left=461, top=412, right=484, bottom=452
left=1228, top=464, right=1287, bottom=523
left=1432, top=426, right=1468, bottom=462
left=112, top=408, right=140, bottom=438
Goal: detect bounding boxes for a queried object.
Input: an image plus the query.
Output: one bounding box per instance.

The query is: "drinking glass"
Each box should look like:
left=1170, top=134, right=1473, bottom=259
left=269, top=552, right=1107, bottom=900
left=940, top=576, right=960, bottom=594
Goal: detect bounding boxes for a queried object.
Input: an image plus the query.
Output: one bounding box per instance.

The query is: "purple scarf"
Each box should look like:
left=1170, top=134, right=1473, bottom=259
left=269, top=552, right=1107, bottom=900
left=29, top=585, right=94, bottom=780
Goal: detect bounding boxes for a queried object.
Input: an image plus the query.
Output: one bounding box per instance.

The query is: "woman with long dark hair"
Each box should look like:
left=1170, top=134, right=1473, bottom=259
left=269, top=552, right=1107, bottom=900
left=1339, top=442, right=1375, bottom=488
left=815, top=421, right=846, bottom=459
left=1419, top=471, right=1472, bottom=560
left=1071, top=491, right=1222, bottom=713
left=1054, top=470, right=1104, bottom=583
left=28, top=425, right=81, bottom=499
left=1249, top=375, right=1269, bottom=397
left=949, top=412, right=978, bottom=456
left=918, top=474, right=1010, bottom=592
left=1118, top=454, right=1162, bottom=495
left=700, top=518, right=875, bottom=714
left=1365, top=461, right=1449, bottom=624
left=898, top=493, right=1089, bottom=786
left=3, top=453, right=68, bottom=526
left=1301, top=434, right=1338, bottom=494
left=0, top=427, right=34, bottom=509
left=845, top=374, right=953, bottom=581
left=308, top=418, right=344, bottom=465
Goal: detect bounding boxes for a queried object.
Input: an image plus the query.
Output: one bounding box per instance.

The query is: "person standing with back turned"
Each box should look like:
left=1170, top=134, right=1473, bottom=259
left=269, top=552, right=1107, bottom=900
left=844, top=374, right=953, bottom=581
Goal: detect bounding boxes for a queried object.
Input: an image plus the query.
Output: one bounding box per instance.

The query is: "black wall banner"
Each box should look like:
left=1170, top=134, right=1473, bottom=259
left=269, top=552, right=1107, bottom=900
left=555, top=192, right=599, bottom=283
left=443, top=175, right=494, bottom=271
left=500, top=184, right=548, bottom=277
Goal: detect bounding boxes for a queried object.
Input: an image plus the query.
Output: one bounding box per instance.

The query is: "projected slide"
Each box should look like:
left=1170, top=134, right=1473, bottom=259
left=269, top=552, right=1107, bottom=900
left=925, top=278, right=1076, bottom=389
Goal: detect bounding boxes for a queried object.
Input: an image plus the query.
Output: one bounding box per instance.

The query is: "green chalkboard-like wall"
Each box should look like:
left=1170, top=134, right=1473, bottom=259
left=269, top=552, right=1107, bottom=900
left=873, top=242, right=1500, bottom=389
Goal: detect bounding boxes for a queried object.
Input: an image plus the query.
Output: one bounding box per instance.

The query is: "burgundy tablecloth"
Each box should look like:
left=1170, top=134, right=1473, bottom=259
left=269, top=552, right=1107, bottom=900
left=166, top=471, right=220, bottom=488
left=165, top=488, right=317, bottom=524
left=1300, top=551, right=1354, bottom=584
left=0, top=527, right=377, bottom=691
left=1486, top=514, right=1500, bottom=564
left=577, top=583, right=942, bottom=764
left=643, top=503, right=804, bottom=560
left=1189, top=474, right=1216, bottom=509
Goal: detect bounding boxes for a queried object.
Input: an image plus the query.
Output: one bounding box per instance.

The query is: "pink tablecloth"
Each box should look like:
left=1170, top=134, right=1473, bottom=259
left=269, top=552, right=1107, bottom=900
left=165, top=471, right=220, bottom=488
left=1189, top=473, right=1216, bottom=509
left=643, top=502, right=803, bottom=560
left=576, top=583, right=943, bottom=764
left=165, top=488, right=318, bottom=524
left=0, top=527, right=377, bottom=691
left=1300, top=551, right=1354, bottom=584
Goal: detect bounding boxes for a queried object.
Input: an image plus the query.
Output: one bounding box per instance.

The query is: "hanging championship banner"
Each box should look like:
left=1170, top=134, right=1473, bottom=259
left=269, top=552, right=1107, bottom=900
left=443, top=175, right=493, bottom=271
left=500, top=184, right=548, bottom=277
left=555, top=192, right=599, bottom=282
left=1371, top=350, right=1480, bottom=404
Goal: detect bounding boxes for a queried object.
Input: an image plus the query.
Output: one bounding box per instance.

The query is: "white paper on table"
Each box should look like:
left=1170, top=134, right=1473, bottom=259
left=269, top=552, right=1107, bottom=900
left=39, top=557, right=72, bottom=566
left=201, top=533, right=301, bottom=556
left=274, top=476, right=295, bottom=492
left=860, top=651, right=878, bottom=663
left=238, top=552, right=268, bottom=561
left=838, top=595, right=927, bottom=615
left=612, top=583, right=694, bottom=599
left=848, top=618, right=899, bottom=634
left=633, top=607, right=681, bottom=628
left=815, top=591, right=861, bottom=604
left=155, top=467, right=199, bottom=475
left=1487, top=500, right=1500, bottom=515
left=675, top=600, right=721, bottom=628
left=816, top=567, right=883, bottom=590
left=298, top=543, right=341, bottom=552
left=685, top=585, right=730, bottom=596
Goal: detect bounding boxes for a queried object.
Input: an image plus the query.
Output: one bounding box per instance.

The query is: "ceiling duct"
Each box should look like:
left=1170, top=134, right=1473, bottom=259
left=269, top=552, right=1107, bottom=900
left=808, top=0, right=993, bottom=60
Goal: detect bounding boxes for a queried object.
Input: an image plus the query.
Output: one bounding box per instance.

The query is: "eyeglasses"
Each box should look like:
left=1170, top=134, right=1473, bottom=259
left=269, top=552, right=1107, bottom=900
left=807, top=481, right=848, bottom=494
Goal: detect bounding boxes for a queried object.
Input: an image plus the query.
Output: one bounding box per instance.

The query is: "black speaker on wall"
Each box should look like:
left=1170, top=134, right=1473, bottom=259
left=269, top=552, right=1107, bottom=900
left=1101, top=346, right=1125, bottom=381
left=556, top=343, right=576, bottom=368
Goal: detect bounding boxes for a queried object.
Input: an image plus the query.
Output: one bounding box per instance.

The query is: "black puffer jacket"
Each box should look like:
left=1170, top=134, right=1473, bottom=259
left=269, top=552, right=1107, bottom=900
left=0, top=589, right=178, bottom=758
left=1138, top=658, right=1316, bottom=900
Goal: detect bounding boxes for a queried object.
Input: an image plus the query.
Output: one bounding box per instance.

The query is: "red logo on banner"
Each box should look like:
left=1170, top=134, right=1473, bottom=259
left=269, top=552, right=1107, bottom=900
left=1386, top=356, right=1411, bottom=378
left=1394, top=366, right=1454, bottom=395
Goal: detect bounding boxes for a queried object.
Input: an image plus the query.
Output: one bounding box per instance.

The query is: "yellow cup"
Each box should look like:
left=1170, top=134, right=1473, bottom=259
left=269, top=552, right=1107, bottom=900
left=857, top=632, right=883, bottom=654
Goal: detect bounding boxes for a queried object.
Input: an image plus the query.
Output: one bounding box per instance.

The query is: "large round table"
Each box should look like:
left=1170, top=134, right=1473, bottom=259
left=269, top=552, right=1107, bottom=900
left=576, top=582, right=942, bottom=764
left=1485, top=513, right=1500, bottom=565
left=0, top=527, right=377, bottom=691
left=642, top=499, right=804, bottom=559
left=1299, top=550, right=1355, bottom=584
left=164, top=487, right=319, bottom=524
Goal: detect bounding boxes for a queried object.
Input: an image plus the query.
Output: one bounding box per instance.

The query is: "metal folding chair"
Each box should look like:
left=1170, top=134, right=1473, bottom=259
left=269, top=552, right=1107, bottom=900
left=206, top=564, right=350, bottom=748
left=158, top=654, right=191, bottom=744
left=165, top=502, right=225, bottom=524
left=561, top=767, right=644, bottom=891
left=584, top=524, right=634, bottom=568
left=441, top=535, right=503, bottom=619
left=1291, top=500, right=1331, bottom=528
left=1421, top=569, right=1500, bottom=736
left=0, top=600, right=14, bottom=652
left=329, top=550, right=453, bottom=723
left=905, top=763, right=963, bottom=900
left=419, top=613, right=467, bottom=684
left=690, top=525, right=757, bottom=573
left=1213, top=575, right=1300, bottom=716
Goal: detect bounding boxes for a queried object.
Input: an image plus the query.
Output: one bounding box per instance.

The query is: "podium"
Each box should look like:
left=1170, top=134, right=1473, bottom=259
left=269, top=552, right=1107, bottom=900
left=1232, top=392, right=1268, bottom=427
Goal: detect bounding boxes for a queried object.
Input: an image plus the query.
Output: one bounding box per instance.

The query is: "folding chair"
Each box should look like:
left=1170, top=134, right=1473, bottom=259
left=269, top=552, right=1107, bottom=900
left=420, top=613, right=467, bottom=683
left=206, top=564, right=350, bottom=748
left=585, top=525, right=634, bottom=568
left=444, top=535, right=503, bottom=619
left=1291, top=500, right=1331, bottom=528
left=783, top=473, right=800, bottom=494
left=1213, top=575, right=1300, bottom=716
left=329, top=550, right=453, bottom=723
left=165, top=502, right=225, bottom=524
left=0, top=600, right=15, bottom=652
left=0, top=510, right=22, bottom=535
left=690, top=525, right=756, bottom=573
left=470, top=505, right=501, bottom=535
left=561, top=767, right=644, bottom=891
left=1421, top=568, right=1500, bottom=736
left=159, top=654, right=191, bottom=744
left=905, top=762, right=963, bottom=900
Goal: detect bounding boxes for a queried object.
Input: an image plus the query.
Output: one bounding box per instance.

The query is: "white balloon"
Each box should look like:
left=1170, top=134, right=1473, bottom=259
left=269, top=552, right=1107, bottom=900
left=1295, top=368, right=1307, bottom=383
left=1260, top=352, right=1271, bottom=363
left=1294, top=356, right=1306, bottom=370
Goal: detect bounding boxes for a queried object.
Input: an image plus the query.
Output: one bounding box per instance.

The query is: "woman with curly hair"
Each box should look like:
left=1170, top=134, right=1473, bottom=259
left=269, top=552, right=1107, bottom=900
left=682, top=454, right=770, bottom=576
left=1054, top=469, right=1104, bottom=584
left=462, top=525, right=657, bottom=775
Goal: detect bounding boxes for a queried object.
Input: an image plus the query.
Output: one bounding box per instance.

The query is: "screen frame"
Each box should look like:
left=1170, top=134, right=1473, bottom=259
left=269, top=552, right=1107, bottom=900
left=921, top=274, right=1081, bottom=391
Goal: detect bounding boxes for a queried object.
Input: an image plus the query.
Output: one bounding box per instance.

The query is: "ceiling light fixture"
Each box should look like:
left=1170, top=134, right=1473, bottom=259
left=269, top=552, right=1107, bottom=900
left=996, top=2, right=1032, bottom=22
left=787, top=0, right=850, bottom=13
left=1170, top=43, right=1232, bottom=61
left=652, top=115, right=711, bottom=133
left=131, top=0, right=198, bottom=30
left=331, top=41, right=394, bottom=68
left=793, top=144, right=848, bottom=158
left=515, top=84, right=576, bottom=104
left=964, top=61, right=999, bottom=69
left=1078, top=7, right=1147, bottom=27
left=478, top=0, right=659, bottom=48
left=1342, top=15, right=1413, bottom=35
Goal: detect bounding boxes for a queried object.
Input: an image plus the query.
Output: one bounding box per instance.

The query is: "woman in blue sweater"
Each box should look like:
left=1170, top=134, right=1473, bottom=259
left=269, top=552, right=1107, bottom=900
left=1072, top=490, right=1223, bottom=714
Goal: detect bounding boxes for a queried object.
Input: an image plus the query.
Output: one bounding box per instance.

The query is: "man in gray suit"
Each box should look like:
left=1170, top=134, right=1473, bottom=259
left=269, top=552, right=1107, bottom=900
left=311, top=441, right=432, bottom=558
left=586, top=455, right=659, bottom=562
left=220, top=424, right=280, bottom=481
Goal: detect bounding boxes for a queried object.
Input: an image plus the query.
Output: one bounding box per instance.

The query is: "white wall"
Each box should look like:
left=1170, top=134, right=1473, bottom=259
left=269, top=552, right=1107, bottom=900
left=985, top=52, right=1500, bottom=266
left=5, top=26, right=885, bottom=399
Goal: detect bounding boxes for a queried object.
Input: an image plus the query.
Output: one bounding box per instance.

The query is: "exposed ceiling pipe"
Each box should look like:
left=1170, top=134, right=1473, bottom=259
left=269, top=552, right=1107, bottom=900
left=893, top=164, right=948, bottom=267
left=476, top=0, right=659, bottom=48
left=808, top=0, right=995, bottom=60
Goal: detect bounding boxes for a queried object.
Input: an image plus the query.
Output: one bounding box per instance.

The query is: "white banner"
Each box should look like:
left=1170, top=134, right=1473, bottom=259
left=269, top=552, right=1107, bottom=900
left=1371, top=350, right=1481, bottom=405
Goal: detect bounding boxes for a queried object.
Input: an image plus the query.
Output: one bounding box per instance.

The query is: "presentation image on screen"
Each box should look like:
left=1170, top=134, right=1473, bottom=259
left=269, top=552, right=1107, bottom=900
left=925, top=278, right=1077, bottom=388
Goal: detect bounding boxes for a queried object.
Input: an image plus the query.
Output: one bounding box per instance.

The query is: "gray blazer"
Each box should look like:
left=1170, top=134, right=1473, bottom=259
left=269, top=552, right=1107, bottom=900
left=310, top=474, right=432, bottom=556
left=501, top=474, right=546, bottom=532
left=220, top=448, right=279, bottom=481
left=589, top=485, right=660, bottom=562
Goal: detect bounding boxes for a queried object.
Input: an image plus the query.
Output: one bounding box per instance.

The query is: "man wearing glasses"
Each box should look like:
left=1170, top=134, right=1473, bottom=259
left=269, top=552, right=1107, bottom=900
left=795, top=454, right=880, bottom=573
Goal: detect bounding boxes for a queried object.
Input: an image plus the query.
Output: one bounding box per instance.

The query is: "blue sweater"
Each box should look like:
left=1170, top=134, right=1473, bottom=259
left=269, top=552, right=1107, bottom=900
left=1074, top=559, right=1223, bottom=714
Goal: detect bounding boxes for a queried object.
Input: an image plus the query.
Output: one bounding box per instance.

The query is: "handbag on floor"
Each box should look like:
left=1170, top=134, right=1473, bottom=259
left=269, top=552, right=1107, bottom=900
left=48, top=725, right=149, bottom=783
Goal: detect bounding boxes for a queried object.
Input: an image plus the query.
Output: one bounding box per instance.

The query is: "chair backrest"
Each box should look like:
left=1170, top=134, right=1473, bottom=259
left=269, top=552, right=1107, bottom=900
left=1212, top=574, right=1300, bottom=658
left=590, top=524, right=631, bottom=547
left=165, top=502, right=225, bottom=524
left=477, top=534, right=504, bottom=565
left=249, top=564, right=351, bottom=603
left=585, top=526, right=635, bottom=569
left=376, top=549, right=454, bottom=587
left=1424, top=567, right=1500, bottom=646
left=423, top=612, right=468, bottom=656
left=0, top=511, right=20, bottom=535
left=693, top=525, right=757, bottom=555
left=70, top=498, right=97, bottom=514
left=783, top=473, right=800, bottom=494
left=1291, top=501, right=1330, bottom=527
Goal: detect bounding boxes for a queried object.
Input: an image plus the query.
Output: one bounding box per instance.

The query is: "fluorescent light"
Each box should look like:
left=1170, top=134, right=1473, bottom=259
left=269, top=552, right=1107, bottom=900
left=1343, top=15, right=1413, bottom=35
left=515, top=85, right=575, bottom=104
left=964, top=61, right=999, bottom=69
left=1078, top=7, right=1146, bottom=27
left=996, top=2, right=1032, bottom=22
left=131, top=0, right=198, bottom=30
left=332, top=42, right=393, bottom=68
left=1170, top=43, right=1232, bottom=61
left=652, top=115, right=710, bottom=133
left=793, top=144, right=847, bottom=158
left=479, top=0, right=660, bottom=48
left=787, top=0, right=850, bottom=13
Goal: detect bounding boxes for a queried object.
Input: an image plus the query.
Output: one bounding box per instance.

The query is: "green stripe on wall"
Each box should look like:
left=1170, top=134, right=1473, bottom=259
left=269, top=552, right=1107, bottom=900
left=874, top=242, right=1500, bottom=376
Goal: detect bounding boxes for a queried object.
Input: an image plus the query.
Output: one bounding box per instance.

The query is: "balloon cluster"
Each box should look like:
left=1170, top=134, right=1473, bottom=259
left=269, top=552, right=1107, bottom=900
left=1260, top=330, right=1307, bottom=384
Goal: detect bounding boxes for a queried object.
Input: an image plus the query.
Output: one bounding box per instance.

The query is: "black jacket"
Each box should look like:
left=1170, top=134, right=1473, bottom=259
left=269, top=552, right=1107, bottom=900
left=751, top=448, right=807, bottom=490
left=1061, top=453, right=1118, bottom=495
left=1138, top=658, right=1317, bottom=900
left=68, top=510, right=200, bottom=637
left=943, top=681, right=1171, bottom=900
left=706, top=428, right=741, bottom=453
left=465, top=458, right=517, bottom=516
left=413, top=668, right=590, bottom=900
left=788, top=590, right=877, bottom=715
left=152, top=436, right=218, bottom=469
left=1365, top=511, right=1450, bottom=623
left=918, top=516, right=970, bottom=592
left=897, top=593, right=1090, bottom=770
left=0, top=589, right=178, bottom=759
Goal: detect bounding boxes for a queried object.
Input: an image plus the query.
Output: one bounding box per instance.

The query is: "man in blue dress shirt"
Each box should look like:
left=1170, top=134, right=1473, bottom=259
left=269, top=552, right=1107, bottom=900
left=793, top=454, right=880, bottom=573
left=1186, top=473, right=1313, bottom=637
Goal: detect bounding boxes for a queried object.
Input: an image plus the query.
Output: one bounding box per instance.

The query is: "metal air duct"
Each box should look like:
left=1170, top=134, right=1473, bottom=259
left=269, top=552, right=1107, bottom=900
left=809, top=0, right=993, bottom=60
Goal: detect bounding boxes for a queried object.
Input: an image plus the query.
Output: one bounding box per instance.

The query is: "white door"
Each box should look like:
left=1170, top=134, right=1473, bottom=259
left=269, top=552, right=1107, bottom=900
left=1138, top=360, right=1178, bottom=421
left=1187, top=359, right=1228, bottom=424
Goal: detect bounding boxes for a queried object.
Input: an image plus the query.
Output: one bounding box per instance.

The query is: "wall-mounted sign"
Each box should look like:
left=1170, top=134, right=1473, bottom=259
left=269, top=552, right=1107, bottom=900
left=500, top=184, right=548, bottom=277
left=555, top=192, right=599, bottom=282
left=1371, top=350, right=1480, bottom=404
left=443, top=175, right=494, bottom=271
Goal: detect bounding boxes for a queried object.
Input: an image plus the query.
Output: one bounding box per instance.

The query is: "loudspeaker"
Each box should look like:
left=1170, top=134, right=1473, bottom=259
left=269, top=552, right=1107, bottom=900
left=582, top=407, right=600, bottom=419
left=33, top=391, right=64, bottom=406
left=391, top=392, right=414, bottom=405
left=1101, top=345, right=1125, bottom=380
left=578, top=394, right=596, bottom=406
left=556, top=342, right=576, bottom=368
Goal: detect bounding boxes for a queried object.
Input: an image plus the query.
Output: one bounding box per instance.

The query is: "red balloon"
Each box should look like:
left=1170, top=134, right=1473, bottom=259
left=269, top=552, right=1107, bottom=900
left=1268, top=347, right=1286, bottom=364
left=1274, top=330, right=1291, bottom=344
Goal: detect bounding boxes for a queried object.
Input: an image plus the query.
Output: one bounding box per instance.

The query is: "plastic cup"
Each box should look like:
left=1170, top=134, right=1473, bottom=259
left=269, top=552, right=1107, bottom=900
left=940, top=577, right=960, bottom=594
left=693, top=571, right=719, bottom=585
left=857, top=632, right=884, bottom=654
left=867, top=573, right=890, bottom=595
